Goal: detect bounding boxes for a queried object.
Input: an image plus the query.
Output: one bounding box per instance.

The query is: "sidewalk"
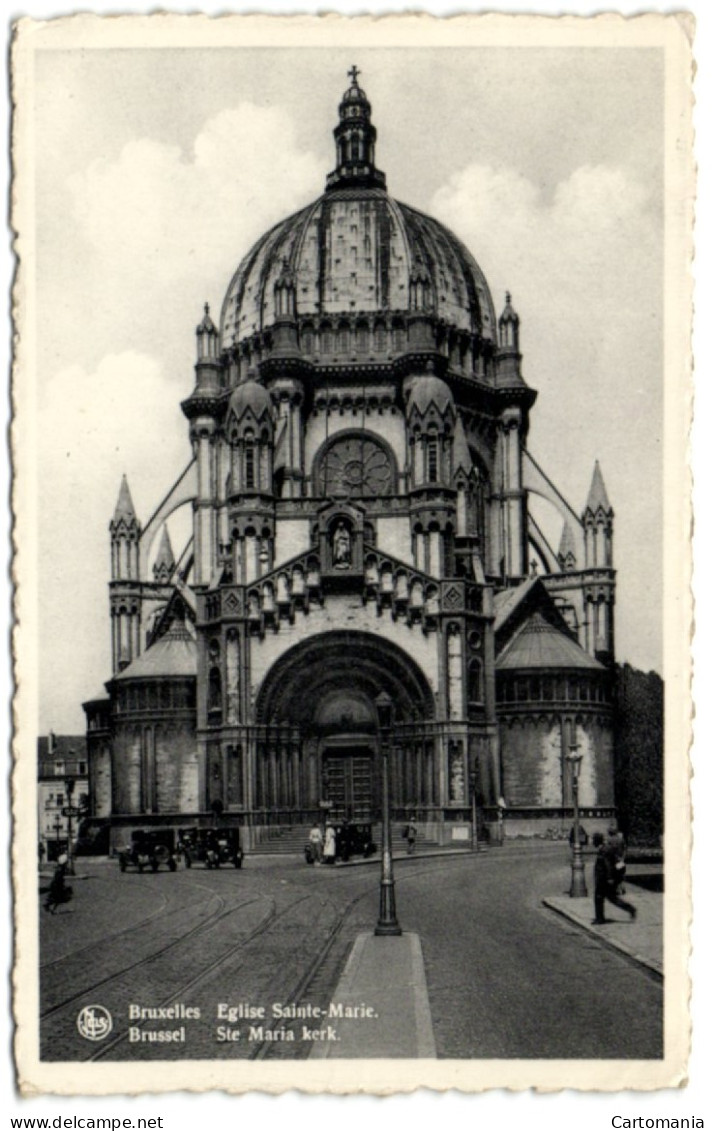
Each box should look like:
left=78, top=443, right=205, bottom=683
left=309, top=930, right=436, bottom=1059
left=543, top=873, right=663, bottom=979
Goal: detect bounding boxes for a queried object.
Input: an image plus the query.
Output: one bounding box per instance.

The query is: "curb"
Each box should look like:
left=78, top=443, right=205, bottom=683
left=542, top=898, right=663, bottom=981
left=310, top=930, right=436, bottom=1059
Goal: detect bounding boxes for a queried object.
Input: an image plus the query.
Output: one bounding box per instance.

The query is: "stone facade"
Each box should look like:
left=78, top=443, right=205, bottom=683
left=83, top=72, right=618, bottom=845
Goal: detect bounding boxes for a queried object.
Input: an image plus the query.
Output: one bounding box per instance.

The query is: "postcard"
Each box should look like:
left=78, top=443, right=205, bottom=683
left=11, top=12, right=693, bottom=1095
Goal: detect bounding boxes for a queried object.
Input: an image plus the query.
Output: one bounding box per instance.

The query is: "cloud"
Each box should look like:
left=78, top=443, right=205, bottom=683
left=67, top=102, right=324, bottom=299
left=431, top=162, right=663, bottom=670
left=38, top=352, right=191, bottom=728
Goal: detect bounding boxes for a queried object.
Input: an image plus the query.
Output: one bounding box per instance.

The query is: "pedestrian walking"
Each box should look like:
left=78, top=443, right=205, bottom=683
left=405, top=816, right=417, bottom=855
left=308, top=822, right=323, bottom=864
left=323, top=823, right=336, bottom=865
left=44, top=854, right=72, bottom=914
left=592, top=831, right=636, bottom=924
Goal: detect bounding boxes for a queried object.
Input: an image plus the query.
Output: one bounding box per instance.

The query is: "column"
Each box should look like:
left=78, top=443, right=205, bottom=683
left=429, top=529, right=442, bottom=579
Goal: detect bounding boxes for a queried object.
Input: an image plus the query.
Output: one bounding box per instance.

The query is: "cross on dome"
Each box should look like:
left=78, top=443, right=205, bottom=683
left=348, top=64, right=361, bottom=85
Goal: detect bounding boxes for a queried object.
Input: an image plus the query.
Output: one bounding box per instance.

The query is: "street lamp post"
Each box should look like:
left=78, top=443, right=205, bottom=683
left=374, top=691, right=402, bottom=937
left=566, top=738, right=587, bottom=898
left=65, top=775, right=76, bottom=876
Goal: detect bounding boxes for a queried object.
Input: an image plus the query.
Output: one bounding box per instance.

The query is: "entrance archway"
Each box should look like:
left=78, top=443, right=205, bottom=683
left=254, top=631, right=436, bottom=819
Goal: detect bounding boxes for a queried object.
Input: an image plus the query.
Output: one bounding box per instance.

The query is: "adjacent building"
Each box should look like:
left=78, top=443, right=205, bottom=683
left=37, top=733, right=88, bottom=861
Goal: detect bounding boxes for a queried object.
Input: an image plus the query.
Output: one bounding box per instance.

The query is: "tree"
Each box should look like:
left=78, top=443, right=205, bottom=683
left=612, top=663, right=664, bottom=846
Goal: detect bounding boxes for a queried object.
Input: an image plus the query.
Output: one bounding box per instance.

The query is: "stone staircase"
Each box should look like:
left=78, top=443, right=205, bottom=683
left=250, top=824, right=448, bottom=855
left=252, top=826, right=312, bottom=854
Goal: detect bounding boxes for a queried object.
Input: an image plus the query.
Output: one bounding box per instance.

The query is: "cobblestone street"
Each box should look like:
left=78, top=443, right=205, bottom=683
left=40, top=846, right=662, bottom=1061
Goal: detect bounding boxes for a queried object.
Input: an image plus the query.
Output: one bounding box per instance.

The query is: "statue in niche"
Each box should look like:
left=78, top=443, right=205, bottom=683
left=332, top=521, right=352, bottom=568
left=450, top=744, right=466, bottom=803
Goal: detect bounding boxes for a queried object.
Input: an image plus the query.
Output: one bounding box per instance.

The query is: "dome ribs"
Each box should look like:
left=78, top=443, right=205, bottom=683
left=316, top=195, right=333, bottom=311
left=254, top=215, right=304, bottom=334
left=220, top=194, right=498, bottom=378
left=376, top=195, right=393, bottom=310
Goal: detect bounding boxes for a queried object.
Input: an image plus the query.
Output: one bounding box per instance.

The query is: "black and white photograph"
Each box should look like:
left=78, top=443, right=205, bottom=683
left=10, top=11, right=694, bottom=1098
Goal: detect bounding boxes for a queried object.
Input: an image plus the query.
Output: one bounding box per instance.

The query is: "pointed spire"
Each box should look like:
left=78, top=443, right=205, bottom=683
left=196, top=302, right=217, bottom=336
left=326, top=68, right=386, bottom=192
left=196, top=301, right=219, bottom=366
left=452, top=416, right=473, bottom=480
left=153, top=525, right=176, bottom=583
left=584, top=460, right=612, bottom=516
left=498, top=291, right=520, bottom=349
left=112, top=474, right=138, bottom=526
left=557, top=521, right=578, bottom=570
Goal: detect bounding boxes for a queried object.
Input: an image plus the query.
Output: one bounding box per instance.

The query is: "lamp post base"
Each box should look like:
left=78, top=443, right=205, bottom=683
left=375, top=881, right=402, bottom=936
left=569, top=854, right=588, bottom=898
left=374, top=923, right=403, bottom=936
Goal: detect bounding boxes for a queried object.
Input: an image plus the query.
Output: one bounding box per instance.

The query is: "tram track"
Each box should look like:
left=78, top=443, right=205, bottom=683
left=249, top=856, right=460, bottom=1059
left=41, top=852, right=477, bottom=1060
left=41, top=881, right=181, bottom=974
left=88, top=892, right=320, bottom=1061
left=40, top=884, right=248, bottom=1021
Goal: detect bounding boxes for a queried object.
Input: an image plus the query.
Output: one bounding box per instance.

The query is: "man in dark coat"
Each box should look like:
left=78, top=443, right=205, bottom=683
left=592, top=831, right=637, bottom=925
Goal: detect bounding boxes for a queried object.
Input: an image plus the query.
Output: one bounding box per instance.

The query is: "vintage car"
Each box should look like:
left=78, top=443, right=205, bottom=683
left=118, top=829, right=178, bottom=873
left=179, top=827, right=244, bottom=869
left=336, top=821, right=377, bottom=861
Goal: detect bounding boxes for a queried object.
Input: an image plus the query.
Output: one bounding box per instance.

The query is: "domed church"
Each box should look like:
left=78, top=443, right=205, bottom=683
left=84, top=70, right=617, bottom=848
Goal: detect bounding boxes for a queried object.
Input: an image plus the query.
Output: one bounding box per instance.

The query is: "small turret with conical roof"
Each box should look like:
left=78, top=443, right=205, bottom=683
left=109, top=474, right=141, bottom=674
left=557, top=521, right=578, bottom=571
left=112, top=474, right=138, bottom=529
left=110, top=474, right=140, bottom=582
left=582, top=460, right=614, bottom=569
left=583, top=460, right=612, bottom=519
left=580, top=460, right=615, bottom=662
left=496, top=291, right=524, bottom=386
left=153, top=524, right=176, bottom=584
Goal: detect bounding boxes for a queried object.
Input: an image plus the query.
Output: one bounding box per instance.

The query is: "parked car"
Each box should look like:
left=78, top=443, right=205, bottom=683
left=179, top=827, right=243, bottom=869
left=337, top=821, right=377, bottom=861
left=118, top=829, right=178, bottom=873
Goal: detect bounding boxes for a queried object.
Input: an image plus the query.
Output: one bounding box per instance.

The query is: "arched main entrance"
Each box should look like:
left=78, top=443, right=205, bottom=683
left=254, top=631, right=436, bottom=821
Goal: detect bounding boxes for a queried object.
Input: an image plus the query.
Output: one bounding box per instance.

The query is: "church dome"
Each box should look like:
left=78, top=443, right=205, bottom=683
left=219, top=71, right=496, bottom=353
left=405, top=373, right=454, bottom=415
left=228, top=376, right=273, bottom=420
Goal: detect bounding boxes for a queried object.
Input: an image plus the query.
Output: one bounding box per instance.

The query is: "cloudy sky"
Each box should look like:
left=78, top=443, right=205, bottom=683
left=29, top=38, right=665, bottom=733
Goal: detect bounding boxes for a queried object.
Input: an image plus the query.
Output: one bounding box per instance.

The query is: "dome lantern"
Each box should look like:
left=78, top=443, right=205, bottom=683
left=325, top=65, right=387, bottom=192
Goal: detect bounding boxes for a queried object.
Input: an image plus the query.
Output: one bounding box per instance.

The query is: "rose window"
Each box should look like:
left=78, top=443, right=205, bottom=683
left=318, top=436, right=393, bottom=497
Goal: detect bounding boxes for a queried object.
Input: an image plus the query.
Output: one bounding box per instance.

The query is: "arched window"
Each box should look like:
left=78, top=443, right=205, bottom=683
left=245, top=442, right=256, bottom=490
left=427, top=437, right=440, bottom=483
left=208, top=667, right=222, bottom=717
left=337, top=322, right=350, bottom=354
left=468, top=659, right=484, bottom=703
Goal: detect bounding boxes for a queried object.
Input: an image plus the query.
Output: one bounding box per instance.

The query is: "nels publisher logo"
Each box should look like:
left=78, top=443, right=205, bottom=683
left=77, top=1004, right=113, bottom=1042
